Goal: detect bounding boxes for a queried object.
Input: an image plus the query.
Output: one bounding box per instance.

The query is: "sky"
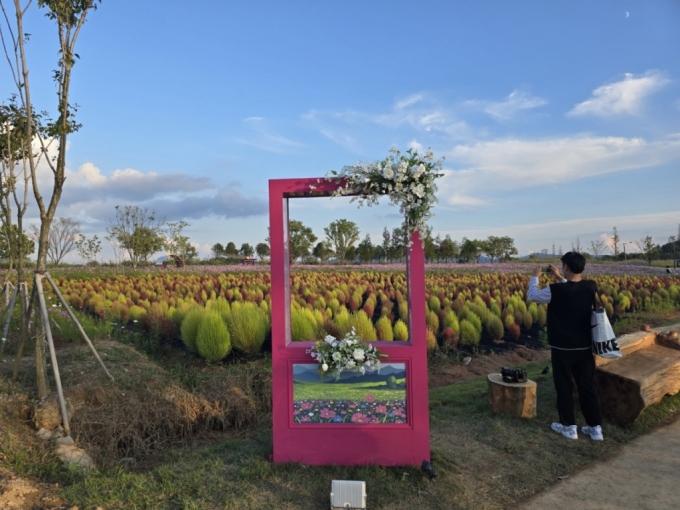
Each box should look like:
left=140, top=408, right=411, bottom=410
left=2, top=0, right=680, bottom=261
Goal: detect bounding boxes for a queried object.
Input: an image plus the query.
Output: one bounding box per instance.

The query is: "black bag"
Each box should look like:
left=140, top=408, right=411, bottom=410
left=501, top=367, right=527, bottom=383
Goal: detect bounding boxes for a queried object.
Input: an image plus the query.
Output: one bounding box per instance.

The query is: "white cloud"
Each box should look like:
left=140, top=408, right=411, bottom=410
left=395, top=94, right=424, bottom=110
left=568, top=70, right=669, bottom=117
left=467, top=89, right=548, bottom=120
left=439, top=133, right=680, bottom=206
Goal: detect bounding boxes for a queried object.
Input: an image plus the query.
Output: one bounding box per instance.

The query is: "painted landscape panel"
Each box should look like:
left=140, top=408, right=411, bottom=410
left=292, top=363, right=407, bottom=425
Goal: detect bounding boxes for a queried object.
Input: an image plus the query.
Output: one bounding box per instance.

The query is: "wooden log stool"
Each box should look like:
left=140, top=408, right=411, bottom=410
left=487, top=373, right=537, bottom=418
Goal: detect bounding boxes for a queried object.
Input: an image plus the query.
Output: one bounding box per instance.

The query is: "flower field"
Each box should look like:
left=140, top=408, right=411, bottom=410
left=41, top=268, right=680, bottom=362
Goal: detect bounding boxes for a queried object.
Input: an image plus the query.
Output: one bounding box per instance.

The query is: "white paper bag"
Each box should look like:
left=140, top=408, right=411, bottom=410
left=591, top=309, right=622, bottom=358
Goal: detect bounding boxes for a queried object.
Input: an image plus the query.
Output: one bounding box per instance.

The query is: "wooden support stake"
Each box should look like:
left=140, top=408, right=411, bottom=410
left=12, top=283, right=33, bottom=381
left=35, top=274, right=70, bottom=436
left=45, top=272, right=114, bottom=382
left=1, top=283, right=19, bottom=353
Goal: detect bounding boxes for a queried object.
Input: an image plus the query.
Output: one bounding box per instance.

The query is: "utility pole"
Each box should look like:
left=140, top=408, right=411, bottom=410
left=623, top=241, right=631, bottom=261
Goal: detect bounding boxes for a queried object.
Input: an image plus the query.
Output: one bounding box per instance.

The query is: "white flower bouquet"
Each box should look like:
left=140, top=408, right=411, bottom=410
left=322, top=147, right=444, bottom=244
left=307, top=328, right=386, bottom=381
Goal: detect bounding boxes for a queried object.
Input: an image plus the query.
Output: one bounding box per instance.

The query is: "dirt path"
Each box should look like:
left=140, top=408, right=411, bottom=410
left=521, top=415, right=680, bottom=510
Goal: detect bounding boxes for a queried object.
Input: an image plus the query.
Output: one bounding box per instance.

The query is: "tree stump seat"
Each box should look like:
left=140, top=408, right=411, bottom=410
left=487, top=373, right=537, bottom=418
left=596, top=326, right=680, bottom=423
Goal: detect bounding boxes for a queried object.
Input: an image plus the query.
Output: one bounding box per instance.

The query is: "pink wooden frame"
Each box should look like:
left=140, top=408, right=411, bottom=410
left=269, top=177, right=430, bottom=466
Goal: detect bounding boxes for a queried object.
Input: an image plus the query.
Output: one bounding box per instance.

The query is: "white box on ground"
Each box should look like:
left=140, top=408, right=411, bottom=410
left=330, top=480, right=366, bottom=509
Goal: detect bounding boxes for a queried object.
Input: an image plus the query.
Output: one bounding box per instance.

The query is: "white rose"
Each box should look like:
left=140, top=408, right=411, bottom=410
left=360, top=366, right=366, bottom=375
left=332, top=352, right=342, bottom=361
left=347, top=360, right=356, bottom=369
left=324, top=335, right=335, bottom=344
left=383, top=167, right=395, bottom=180
left=353, top=348, right=365, bottom=360
left=322, top=363, right=329, bottom=372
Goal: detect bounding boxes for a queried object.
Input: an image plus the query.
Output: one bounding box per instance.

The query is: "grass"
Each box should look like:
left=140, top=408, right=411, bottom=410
left=0, top=354, right=673, bottom=509
left=293, top=380, right=406, bottom=401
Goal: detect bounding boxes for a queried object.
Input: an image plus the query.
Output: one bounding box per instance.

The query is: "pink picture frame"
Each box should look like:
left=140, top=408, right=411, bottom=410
left=269, top=177, right=430, bottom=466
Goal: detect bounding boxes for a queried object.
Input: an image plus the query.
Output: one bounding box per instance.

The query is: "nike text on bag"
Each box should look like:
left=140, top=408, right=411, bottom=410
left=591, top=308, right=622, bottom=359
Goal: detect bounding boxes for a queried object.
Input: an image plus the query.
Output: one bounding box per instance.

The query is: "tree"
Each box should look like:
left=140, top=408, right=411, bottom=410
left=324, top=219, right=360, bottom=263
left=389, top=225, right=406, bottom=262
left=211, top=242, right=224, bottom=259
left=224, top=242, right=238, bottom=256
left=289, top=220, right=317, bottom=263
left=636, top=236, right=658, bottom=266
left=572, top=236, right=583, bottom=253
left=381, top=227, right=391, bottom=262
left=240, top=243, right=254, bottom=257
left=1, top=0, right=102, bottom=400
left=357, top=234, right=375, bottom=263
left=0, top=224, right=34, bottom=260
left=669, top=236, right=677, bottom=269
left=611, top=227, right=620, bottom=260
left=459, top=238, right=484, bottom=263
left=106, top=205, right=165, bottom=268
left=590, top=239, right=606, bottom=259
left=483, top=236, right=516, bottom=263
left=256, top=242, right=270, bottom=261
left=29, top=216, right=80, bottom=264
left=312, top=241, right=332, bottom=263
left=75, top=234, right=100, bottom=264
left=422, top=227, right=437, bottom=262
left=164, top=221, right=195, bottom=262
left=438, top=235, right=459, bottom=262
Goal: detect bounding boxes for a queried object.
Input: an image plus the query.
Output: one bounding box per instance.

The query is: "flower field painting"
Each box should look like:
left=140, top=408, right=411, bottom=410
left=292, top=363, right=407, bottom=425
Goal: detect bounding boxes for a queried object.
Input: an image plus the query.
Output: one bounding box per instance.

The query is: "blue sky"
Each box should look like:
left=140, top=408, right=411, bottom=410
left=3, top=1, right=680, bottom=260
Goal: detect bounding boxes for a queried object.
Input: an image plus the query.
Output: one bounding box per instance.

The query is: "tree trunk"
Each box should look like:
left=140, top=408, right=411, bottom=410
left=487, top=373, right=537, bottom=418
left=33, top=285, right=50, bottom=399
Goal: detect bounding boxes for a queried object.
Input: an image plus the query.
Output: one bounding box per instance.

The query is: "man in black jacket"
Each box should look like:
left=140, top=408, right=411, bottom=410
left=527, top=252, right=603, bottom=441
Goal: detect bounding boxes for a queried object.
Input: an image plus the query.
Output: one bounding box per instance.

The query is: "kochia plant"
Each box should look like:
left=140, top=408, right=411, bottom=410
left=196, top=311, right=231, bottom=362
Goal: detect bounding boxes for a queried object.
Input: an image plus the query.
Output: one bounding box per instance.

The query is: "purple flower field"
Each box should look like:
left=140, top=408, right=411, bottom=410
left=293, top=395, right=407, bottom=424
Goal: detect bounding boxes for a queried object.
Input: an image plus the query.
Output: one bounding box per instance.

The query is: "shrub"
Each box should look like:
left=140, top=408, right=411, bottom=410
left=209, top=297, right=231, bottom=320
left=291, top=307, right=318, bottom=341
left=375, top=316, right=394, bottom=341
left=466, top=311, right=482, bottom=336
left=508, top=323, right=521, bottom=341
left=196, top=311, right=232, bottom=362
left=528, top=302, right=538, bottom=322
left=537, top=305, right=547, bottom=327
left=181, top=307, right=206, bottom=352
left=428, top=296, right=441, bottom=312
left=442, top=311, right=459, bottom=335
left=349, top=311, right=377, bottom=341
left=333, top=307, right=351, bottom=337
left=229, top=304, right=268, bottom=353
left=522, top=311, right=533, bottom=330
left=426, top=311, right=440, bottom=333
left=128, top=305, right=147, bottom=321
left=442, top=327, right=459, bottom=348
left=393, top=319, right=409, bottom=341
left=459, top=319, right=480, bottom=346
left=398, top=301, right=409, bottom=324
left=426, top=329, right=437, bottom=353
left=487, top=315, right=504, bottom=341
left=503, top=313, right=515, bottom=329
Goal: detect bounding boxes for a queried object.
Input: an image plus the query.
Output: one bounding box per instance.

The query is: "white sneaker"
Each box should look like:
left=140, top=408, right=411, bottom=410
left=551, top=422, right=578, bottom=439
left=582, top=425, right=604, bottom=441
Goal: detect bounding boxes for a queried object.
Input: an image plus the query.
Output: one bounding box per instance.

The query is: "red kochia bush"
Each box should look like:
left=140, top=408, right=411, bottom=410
left=508, top=323, right=521, bottom=341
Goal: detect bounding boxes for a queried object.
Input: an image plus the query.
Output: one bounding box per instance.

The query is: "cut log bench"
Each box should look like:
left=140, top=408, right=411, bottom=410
left=487, top=373, right=537, bottom=418
left=595, top=325, right=680, bottom=423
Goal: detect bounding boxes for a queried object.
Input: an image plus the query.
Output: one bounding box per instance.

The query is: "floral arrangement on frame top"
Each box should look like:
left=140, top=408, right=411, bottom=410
left=315, top=147, right=444, bottom=244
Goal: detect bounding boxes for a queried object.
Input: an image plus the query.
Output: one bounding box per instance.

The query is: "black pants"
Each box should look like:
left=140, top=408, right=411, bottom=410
left=551, top=348, right=602, bottom=427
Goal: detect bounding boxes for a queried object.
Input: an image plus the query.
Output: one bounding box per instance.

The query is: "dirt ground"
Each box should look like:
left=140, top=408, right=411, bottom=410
left=429, top=345, right=551, bottom=388
left=0, top=467, right=67, bottom=510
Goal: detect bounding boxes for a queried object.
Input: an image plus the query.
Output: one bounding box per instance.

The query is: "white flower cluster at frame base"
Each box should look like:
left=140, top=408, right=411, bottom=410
left=319, top=147, right=444, bottom=245
left=307, top=328, right=385, bottom=381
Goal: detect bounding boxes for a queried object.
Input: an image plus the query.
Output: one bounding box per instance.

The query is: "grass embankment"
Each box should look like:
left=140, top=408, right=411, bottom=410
left=3, top=341, right=680, bottom=510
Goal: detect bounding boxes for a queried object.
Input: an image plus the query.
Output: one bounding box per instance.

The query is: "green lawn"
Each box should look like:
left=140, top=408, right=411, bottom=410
left=293, top=379, right=406, bottom=401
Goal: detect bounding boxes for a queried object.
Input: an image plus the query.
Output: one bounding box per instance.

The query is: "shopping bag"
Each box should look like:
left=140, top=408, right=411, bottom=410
left=591, top=309, right=622, bottom=358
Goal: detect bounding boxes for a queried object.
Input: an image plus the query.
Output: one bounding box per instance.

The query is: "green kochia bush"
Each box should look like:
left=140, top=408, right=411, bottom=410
left=228, top=303, right=268, bottom=354
left=487, top=314, right=504, bottom=341
left=291, top=307, right=318, bottom=341
left=375, top=316, right=394, bottom=341
left=181, top=307, right=206, bottom=352
left=349, top=310, right=377, bottom=341
left=196, top=311, right=231, bottom=362
left=459, top=319, right=481, bottom=346
left=393, top=319, right=409, bottom=341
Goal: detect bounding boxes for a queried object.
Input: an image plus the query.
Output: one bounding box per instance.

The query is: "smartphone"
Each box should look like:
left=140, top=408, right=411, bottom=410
left=542, top=266, right=552, bottom=273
